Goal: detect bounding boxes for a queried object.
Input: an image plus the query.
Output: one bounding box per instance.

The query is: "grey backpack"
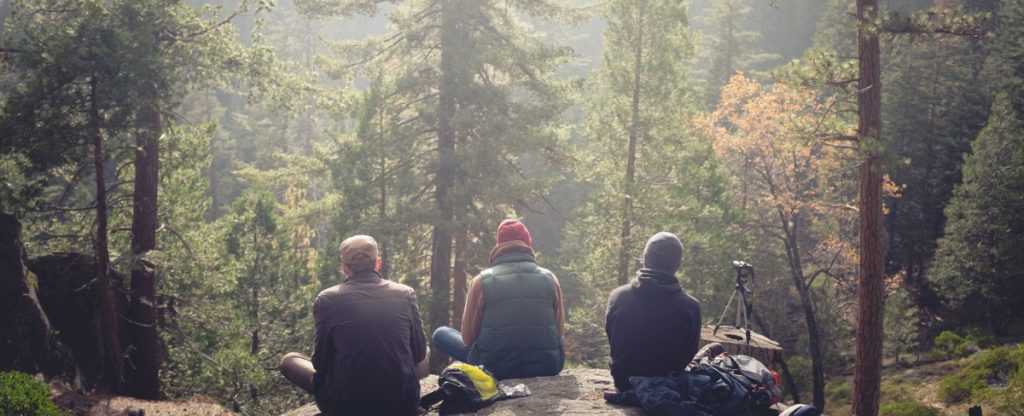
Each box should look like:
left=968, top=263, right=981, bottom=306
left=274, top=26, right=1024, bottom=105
left=708, top=354, right=783, bottom=411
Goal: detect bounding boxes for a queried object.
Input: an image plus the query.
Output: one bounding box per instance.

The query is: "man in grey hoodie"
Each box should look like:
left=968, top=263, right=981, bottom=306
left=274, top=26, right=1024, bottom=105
left=604, top=232, right=702, bottom=392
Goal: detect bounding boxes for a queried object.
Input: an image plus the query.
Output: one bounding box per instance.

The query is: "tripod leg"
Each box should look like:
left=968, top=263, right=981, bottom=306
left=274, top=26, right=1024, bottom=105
left=740, top=293, right=751, bottom=344
left=714, top=289, right=737, bottom=336
left=735, top=293, right=743, bottom=328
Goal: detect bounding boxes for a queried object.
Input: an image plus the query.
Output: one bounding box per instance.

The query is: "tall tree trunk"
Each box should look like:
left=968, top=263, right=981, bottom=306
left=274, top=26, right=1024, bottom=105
left=249, top=281, right=260, bottom=405
left=379, top=151, right=389, bottom=278
left=251, top=284, right=260, bottom=355
left=780, top=215, right=825, bottom=409
left=853, top=0, right=885, bottom=414
left=617, top=20, right=643, bottom=286
left=209, top=136, right=220, bottom=219
left=92, top=77, right=123, bottom=394
left=453, top=227, right=468, bottom=330
left=304, top=17, right=315, bottom=156
left=429, top=0, right=458, bottom=372
left=128, top=100, right=161, bottom=399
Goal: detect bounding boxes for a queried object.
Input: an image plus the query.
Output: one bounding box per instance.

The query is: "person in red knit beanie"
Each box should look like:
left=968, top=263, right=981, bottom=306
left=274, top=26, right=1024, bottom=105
left=431, top=220, right=565, bottom=379
left=496, top=219, right=532, bottom=247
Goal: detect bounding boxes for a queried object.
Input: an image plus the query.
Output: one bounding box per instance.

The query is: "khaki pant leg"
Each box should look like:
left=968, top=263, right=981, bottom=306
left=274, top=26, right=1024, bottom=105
left=280, top=352, right=315, bottom=394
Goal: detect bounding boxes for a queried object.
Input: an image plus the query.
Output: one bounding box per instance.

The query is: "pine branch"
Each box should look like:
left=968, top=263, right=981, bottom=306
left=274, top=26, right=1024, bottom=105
left=877, top=7, right=991, bottom=38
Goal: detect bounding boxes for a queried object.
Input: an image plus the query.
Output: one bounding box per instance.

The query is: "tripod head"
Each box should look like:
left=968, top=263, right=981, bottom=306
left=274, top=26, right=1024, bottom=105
left=731, top=260, right=754, bottom=294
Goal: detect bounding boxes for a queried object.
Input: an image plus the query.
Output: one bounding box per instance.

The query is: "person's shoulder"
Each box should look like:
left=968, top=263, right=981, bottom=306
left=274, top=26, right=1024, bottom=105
left=535, top=265, right=556, bottom=278
left=313, top=284, right=342, bottom=308
left=677, top=290, right=701, bottom=308
left=607, top=282, right=635, bottom=301
left=382, top=279, right=419, bottom=298
left=315, top=284, right=342, bottom=299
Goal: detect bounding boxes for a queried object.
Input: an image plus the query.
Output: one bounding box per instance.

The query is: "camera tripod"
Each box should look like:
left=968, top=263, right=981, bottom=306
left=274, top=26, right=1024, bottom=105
left=713, top=261, right=755, bottom=344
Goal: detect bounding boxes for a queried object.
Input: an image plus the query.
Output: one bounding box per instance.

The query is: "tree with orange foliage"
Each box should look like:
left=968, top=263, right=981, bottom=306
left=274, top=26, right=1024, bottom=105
left=697, top=74, right=859, bottom=410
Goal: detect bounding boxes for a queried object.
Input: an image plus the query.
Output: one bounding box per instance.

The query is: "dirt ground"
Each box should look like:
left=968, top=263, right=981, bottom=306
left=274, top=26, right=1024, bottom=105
left=49, top=380, right=238, bottom=416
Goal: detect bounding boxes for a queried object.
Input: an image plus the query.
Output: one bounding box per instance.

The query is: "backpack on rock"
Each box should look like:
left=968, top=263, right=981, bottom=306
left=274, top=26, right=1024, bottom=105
left=419, top=363, right=530, bottom=415
left=706, top=353, right=783, bottom=415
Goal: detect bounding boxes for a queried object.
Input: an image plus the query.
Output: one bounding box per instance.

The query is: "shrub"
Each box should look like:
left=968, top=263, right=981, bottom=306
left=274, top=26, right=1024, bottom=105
left=937, top=346, right=1024, bottom=404
left=880, top=376, right=913, bottom=404
left=879, top=401, right=940, bottom=416
left=997, top=366, right=1024, bottom=416
left=825, top=378, right=852, bottom=407
left=0, top=371, right=68, bottom=416
left=931, top=331, right=971, bottom=359
left=937, top=373, right=978, bottom=404
left=786, top=356, right=812, bottom=399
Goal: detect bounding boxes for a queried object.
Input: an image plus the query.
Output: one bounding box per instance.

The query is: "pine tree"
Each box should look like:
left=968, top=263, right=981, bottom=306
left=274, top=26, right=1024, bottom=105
left=577, top=0, right=694, bottom=287
left=883, top=287, right=920, bottom=363
left=0, top=0, right=275, bottom=397
left=695, top=0, right=780, bottom=107
left=931, top=92, right=1024, bottom=332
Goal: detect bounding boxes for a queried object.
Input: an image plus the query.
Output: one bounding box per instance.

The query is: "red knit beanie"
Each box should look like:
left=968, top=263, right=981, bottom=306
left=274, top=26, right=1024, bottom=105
left=496, top=219, right=532, bottom=247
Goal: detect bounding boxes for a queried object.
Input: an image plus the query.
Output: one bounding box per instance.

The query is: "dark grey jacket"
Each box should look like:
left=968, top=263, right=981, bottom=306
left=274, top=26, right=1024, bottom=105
left=312, top=270, right=427, bottom=416
left=605, top=268, right=702, bottom=392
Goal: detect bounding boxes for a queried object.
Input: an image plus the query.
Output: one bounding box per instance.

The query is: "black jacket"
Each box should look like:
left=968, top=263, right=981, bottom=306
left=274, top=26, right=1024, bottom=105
left=605, top=268, right=702, bottom=392
left=312, top=270, right=428, bottom=415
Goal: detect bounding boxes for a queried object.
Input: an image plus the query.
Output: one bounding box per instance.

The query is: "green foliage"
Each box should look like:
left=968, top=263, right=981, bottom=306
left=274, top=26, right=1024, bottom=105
left=825, top=378, right=852, bottom=407
left=693, top=0, right=781, bottom=107
left=997, top=363, right=1024, bottom=415
left=786, top=356, right=813, bottom=400
left=881, top=27, right=992, bottom=296
left=878, top=401, right=939, bottom=416
left=884, top=288, right=920, bottom=362
left=0, top=0, right=274, bottom=187
left=931, top=92, right=1024, bottom=329
left=930, top=331, right=975, bottom=360
left=880, top=375, right=913, bottom=404
left=937, top=345, right=1024, bottom=404
left=0, top=371, right=69, bottom=416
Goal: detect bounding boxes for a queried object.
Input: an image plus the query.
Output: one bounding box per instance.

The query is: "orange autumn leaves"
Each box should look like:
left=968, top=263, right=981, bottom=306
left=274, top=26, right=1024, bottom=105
left=697, top=74, right=859, bottom=286
left=698, top=74, right=852, bottom=216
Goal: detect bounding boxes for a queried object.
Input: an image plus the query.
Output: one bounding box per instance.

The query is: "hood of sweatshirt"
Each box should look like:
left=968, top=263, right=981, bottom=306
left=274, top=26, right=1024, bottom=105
left=630, top=268, right=683, bottom=297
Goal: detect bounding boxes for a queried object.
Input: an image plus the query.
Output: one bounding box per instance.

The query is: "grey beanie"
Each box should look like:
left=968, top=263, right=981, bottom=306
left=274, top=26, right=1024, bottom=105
left=643, top=232, right=684, bottom=273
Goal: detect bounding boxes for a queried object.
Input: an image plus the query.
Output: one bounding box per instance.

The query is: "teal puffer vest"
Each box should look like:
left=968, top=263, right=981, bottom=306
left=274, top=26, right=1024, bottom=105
left=466, top=252, right=565, bottom=380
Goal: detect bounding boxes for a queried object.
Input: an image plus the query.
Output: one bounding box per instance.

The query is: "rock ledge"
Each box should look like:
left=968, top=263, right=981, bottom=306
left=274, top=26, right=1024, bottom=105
left=281, top=368, right=643, bottom=416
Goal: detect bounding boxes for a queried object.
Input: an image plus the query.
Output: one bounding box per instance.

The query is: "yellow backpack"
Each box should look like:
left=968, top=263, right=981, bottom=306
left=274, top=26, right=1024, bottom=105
left=419, top=363, right=500, bottom=414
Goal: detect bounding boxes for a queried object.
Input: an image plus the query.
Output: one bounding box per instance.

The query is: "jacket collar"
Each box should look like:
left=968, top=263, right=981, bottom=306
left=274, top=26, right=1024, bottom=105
left=489, top=240, right=535, bottom=266
left=630, top=268, right=683, bottom=297
left=344, top=269, right=383, bottom=283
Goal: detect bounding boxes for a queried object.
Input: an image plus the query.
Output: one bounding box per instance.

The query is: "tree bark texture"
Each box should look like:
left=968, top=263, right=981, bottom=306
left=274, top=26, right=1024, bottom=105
left=429, top=0, right=458, bottom=372
left=379, top=150, right=389, bottom=279
left=854, top=0, right=885, bottom=414
left=617, top=20, right=643, bottom=286
left=128, top=99, right=161, bottom=400
left=92, top=78, right=123, bottom=394
left=453, top=228, right=467, bottom=330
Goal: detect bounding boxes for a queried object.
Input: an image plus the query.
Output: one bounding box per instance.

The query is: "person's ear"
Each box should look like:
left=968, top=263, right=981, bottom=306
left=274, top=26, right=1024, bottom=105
left=342, top=263, right=352, bottom=276
left=374, top=257, right=382, bottom=271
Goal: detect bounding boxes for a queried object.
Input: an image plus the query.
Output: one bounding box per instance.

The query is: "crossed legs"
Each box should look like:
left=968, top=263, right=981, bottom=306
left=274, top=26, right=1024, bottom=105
left=279, top=348, right=432, bottom=394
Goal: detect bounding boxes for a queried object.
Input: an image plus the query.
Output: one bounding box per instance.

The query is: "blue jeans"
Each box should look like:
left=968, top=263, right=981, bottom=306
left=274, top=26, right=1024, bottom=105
left=432, top=326, right=471, bottom=363
left=432, top=326, right=565, bottom=364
